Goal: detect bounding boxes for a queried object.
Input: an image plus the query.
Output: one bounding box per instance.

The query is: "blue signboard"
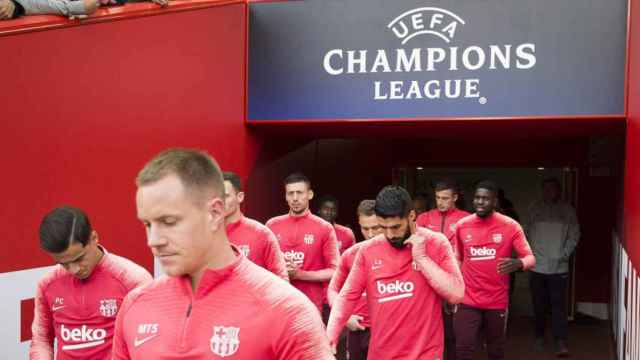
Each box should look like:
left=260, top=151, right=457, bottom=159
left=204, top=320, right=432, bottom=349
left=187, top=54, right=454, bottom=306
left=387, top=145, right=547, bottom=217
left=248, top=0, right=626, bottom=121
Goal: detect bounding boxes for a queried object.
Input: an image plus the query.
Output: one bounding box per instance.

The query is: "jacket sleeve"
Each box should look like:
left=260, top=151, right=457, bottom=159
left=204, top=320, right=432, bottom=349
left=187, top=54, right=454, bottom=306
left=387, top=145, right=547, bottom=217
left=295, top=225, right=339, bottom=282
left=562, top=204, right=580, bottom=260
left=327, top=251, right=351, bottom=306
left=29, top=281, right=54, bottom=360
left=413, top=233, right=464, bottom=304
left=17, top=0, right=87, bottom=16
left=512, top=224, right=536, bottom=270
left=326, top=250, right=366, bottom=344
left=273, top=296, right=334, bottom=360
left=123, top=265, right=153, bottom=293
left=112, top=291, right=137, bottom=360
left=322, top=226, right=340, bottom=270
left=415, top=212, right=428, bottom=228
left=522, top=201, right=538, bottom=238
left=452, top=225, right=463, bottom=265
left=263, top=227, right=290, bottom=281
left=340, top=227, right=356, bottom=253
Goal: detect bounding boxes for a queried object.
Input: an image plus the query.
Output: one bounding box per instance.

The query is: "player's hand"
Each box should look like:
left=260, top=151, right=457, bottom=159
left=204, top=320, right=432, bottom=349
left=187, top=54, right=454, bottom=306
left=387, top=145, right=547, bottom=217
left=443, top=301, right=457, bottom=315
left=404, top=234, right=427, bottom=260
left=83, top=0, right=99, bottom=14
left=0, top=0, right=16, bottom=20
left=346, top=315, right=365, bottom=331
left=286, top=262, right=299, bottom=279
left=150, top=0, right=168, bottom=7
left=497, top=257, right=523, bottom=274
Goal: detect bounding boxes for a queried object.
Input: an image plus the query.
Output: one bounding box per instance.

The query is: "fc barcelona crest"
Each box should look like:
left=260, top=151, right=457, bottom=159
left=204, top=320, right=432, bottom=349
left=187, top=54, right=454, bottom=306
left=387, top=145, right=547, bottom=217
left=304, top=234, right=315, bottom=245
left=99, top=299, right=118, bottom=317
left=238, top=245, right=250, bottom=257
left=210, top=326, right=240, bottom=357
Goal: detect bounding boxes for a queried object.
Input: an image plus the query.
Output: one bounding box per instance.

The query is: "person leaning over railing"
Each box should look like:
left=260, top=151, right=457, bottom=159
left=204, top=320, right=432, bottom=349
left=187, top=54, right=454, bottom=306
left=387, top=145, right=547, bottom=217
left=0, top=0, right=24, bottom=19
left=0, top=0, right=166, bottom=21
left=0, top=0, right=98, bottom=19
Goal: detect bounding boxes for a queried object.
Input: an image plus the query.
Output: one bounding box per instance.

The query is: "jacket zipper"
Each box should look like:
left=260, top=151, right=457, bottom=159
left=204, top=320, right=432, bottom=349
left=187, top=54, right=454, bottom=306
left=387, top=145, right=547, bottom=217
left=179, top=302, right=193, bottom=350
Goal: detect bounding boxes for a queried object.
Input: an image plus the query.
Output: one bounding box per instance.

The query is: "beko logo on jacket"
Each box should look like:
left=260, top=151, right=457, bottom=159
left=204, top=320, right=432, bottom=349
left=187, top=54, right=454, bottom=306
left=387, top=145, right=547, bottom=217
left=376, top=280, right=414, bottom=303
left=283, top=250, right=305, bottom=265
left=469, top=246, right=496, bottom=260
left=60, top=324, right=107, bottom=351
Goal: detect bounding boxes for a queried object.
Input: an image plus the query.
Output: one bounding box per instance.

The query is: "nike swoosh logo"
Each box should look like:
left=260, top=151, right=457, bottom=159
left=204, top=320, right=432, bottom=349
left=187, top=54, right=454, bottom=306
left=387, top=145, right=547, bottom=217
left=134, top=334, right=158, bottom=347
left=51, top=305, right=66, bottom=311
left=371, top=265, right=382, bottom=270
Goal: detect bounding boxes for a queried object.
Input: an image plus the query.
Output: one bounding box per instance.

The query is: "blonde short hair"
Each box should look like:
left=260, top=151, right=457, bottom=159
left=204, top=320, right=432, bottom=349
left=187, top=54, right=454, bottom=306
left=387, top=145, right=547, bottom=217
left=136, top=148, right=224, bottom=202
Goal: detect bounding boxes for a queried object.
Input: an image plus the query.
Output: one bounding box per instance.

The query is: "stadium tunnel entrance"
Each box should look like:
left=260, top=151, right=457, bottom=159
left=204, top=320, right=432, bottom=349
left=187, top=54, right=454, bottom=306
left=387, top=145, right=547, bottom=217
left=244, top=119, right=625, bottom=359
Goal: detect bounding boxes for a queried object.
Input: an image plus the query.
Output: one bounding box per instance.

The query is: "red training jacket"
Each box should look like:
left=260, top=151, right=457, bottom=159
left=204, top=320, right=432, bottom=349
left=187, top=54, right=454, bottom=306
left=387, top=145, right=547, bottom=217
left=327, top=228, right=464, bottom=359
left=453, top=212, right=535, bottom=309
left=266, top=210, right=339, bottom=311
left=226, top=215, right=288, bottom=281
left=112, top=249, right=333, bottom=359
left=416, top=207, right=470, bottom=242
left=29, top=247, right=151, bottom=360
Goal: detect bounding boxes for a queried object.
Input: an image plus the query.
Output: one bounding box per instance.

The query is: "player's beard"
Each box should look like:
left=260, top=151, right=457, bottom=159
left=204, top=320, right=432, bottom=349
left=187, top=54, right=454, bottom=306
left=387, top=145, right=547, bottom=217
left=387, top=226, right=411, bottom=249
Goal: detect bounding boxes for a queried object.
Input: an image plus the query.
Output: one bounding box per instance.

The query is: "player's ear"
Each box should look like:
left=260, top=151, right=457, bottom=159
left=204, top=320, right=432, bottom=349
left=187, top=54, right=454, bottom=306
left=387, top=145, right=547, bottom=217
left=90, top=230, right=99, bottom=245
left=207, top=195, right=226, bottom=231
left=308, top=189, right=314, bottom=200
left=408, top=210, right=416, bottom=222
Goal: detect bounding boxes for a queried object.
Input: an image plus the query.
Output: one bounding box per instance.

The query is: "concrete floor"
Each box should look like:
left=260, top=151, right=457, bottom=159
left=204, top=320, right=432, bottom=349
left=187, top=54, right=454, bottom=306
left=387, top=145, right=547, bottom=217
left=471, top=315, right=615, bottom=359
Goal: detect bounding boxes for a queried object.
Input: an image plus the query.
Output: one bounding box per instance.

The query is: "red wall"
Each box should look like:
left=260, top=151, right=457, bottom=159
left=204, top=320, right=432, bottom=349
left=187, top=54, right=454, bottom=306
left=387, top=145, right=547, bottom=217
left=626, top=0, right=640, bottom=268
left=0, top=1, right=251, bottom=273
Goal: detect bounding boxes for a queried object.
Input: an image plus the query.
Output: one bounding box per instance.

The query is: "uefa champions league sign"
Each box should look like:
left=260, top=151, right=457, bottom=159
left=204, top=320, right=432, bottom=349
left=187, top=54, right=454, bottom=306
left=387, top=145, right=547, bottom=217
left=248, top=0, right=626, bottom=121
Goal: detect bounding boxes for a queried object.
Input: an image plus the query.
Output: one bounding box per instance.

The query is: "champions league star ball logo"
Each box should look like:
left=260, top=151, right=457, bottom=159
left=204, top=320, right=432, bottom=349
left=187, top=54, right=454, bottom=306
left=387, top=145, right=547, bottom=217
left=322, top=6, right=536, bottom=104
left=99, top=299, right=118, bottom=317
left=387, top=7, right=465, bottom=45
left=210, top=326, right=240, bottom=357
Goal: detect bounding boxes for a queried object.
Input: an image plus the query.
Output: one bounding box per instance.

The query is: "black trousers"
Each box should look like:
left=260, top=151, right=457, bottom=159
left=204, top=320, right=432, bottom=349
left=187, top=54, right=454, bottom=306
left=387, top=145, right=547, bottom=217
left=443, top=308, right=456, bottom=360
left=323, top=304, right=347, bottom=359
left=529, top=272, right=569, bottom=341
left=347, top=328, right=370, bottom=360
left=453, top=304, right=507, bottom=360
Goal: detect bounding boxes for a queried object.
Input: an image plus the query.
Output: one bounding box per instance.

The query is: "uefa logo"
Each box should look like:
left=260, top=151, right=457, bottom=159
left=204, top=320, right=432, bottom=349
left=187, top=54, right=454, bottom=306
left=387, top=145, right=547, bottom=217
left=322, top=5, right=537, bottom=104
left=387, top=7, right=465, bottom=45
